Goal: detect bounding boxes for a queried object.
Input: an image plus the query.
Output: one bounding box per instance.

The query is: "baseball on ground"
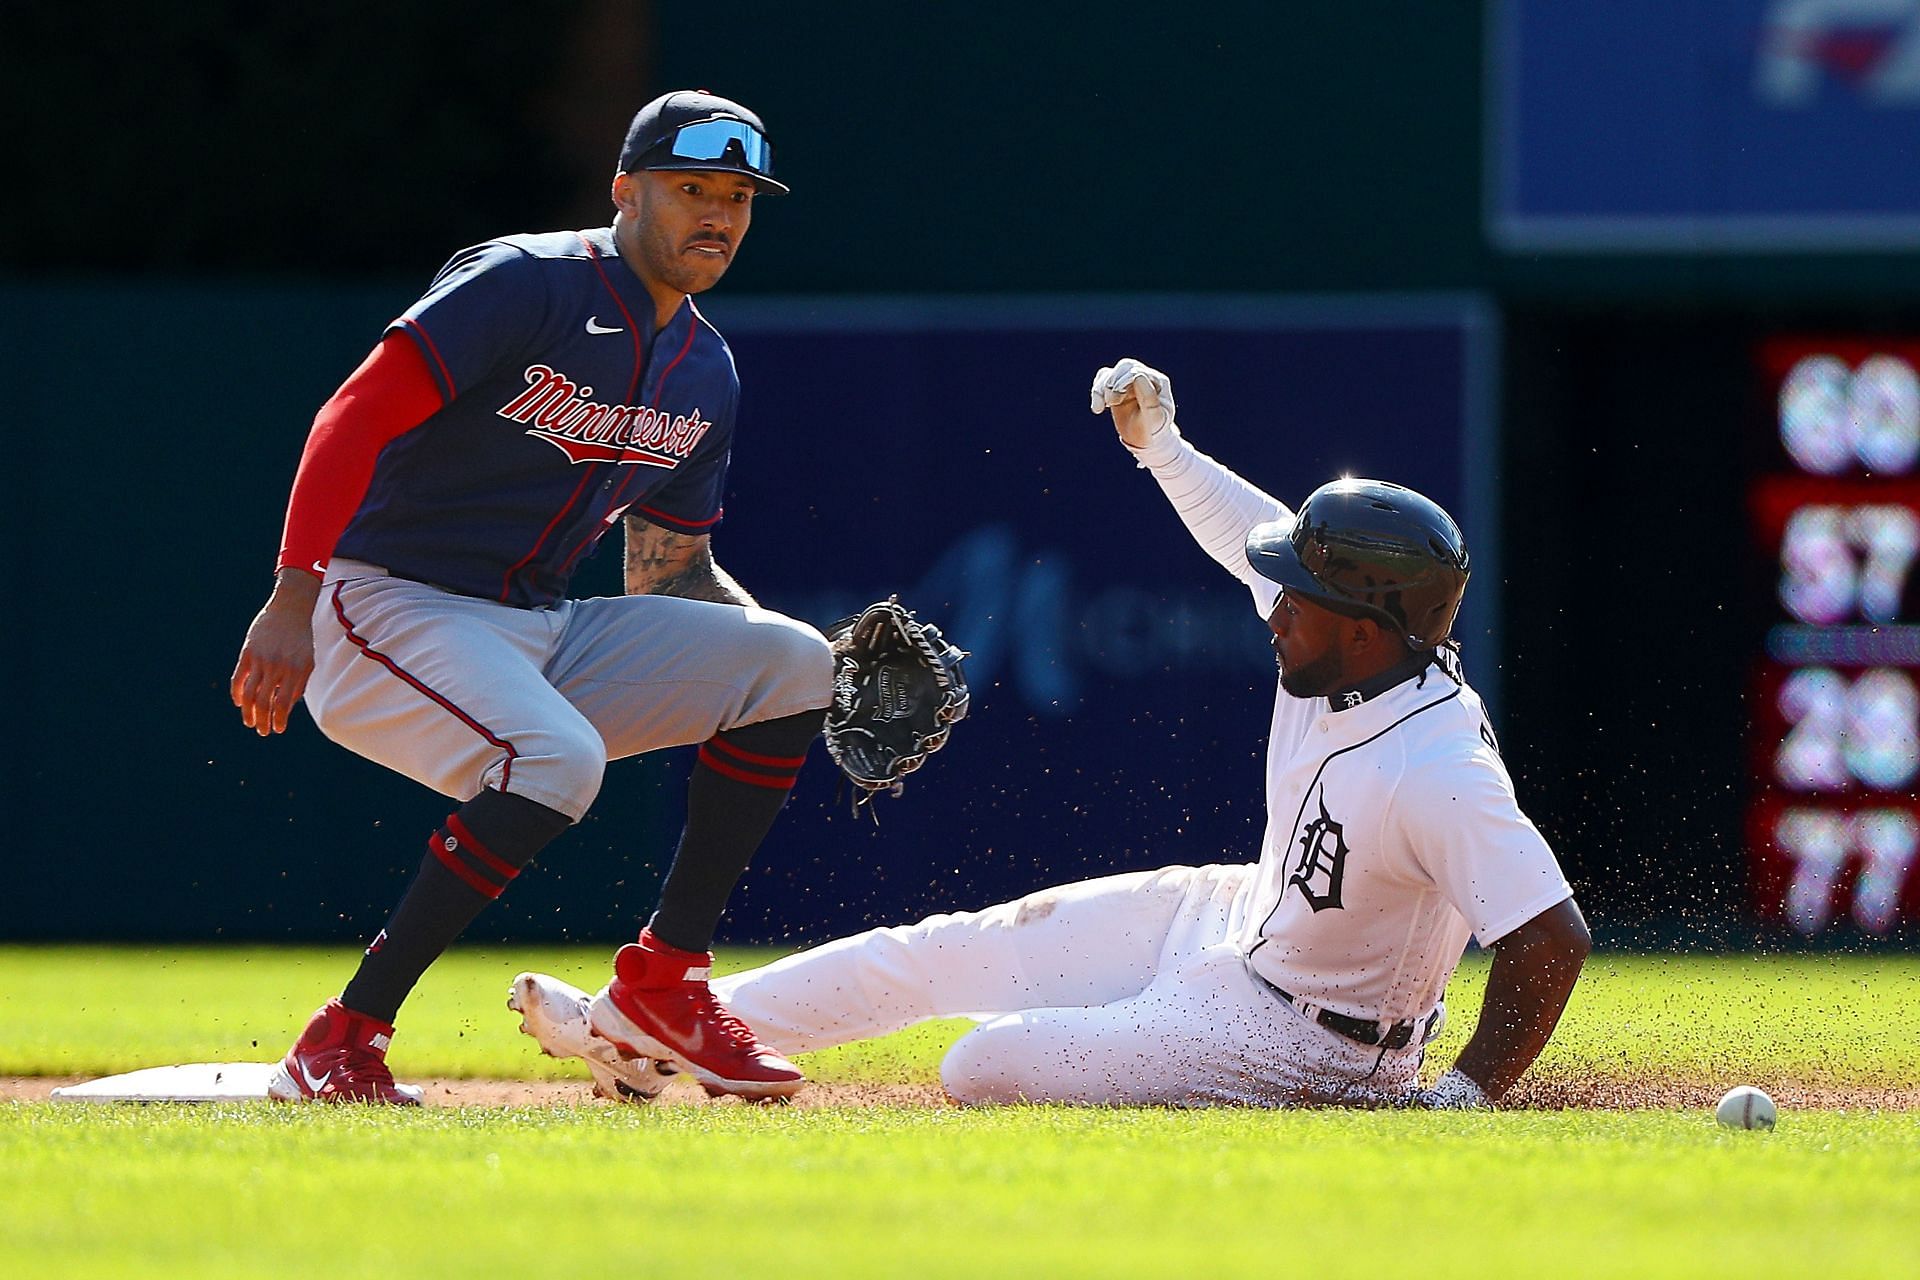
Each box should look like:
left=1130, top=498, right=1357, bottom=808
left=1715, top=1085, right=1777, bottom=1130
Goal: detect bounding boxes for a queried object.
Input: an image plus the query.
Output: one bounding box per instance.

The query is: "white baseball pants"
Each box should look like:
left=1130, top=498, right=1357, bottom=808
left=304, top=561, right=834, bottom=820
left=713, top=863, right=1431, bottom=1107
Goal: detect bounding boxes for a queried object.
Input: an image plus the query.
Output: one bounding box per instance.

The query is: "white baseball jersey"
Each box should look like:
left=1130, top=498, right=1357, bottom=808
left=691, top=424, right=1573, bottom=1107
left=1130, top=424, right=1572, bottom=1026
left=1237, top=654, right=1568, bottom=1023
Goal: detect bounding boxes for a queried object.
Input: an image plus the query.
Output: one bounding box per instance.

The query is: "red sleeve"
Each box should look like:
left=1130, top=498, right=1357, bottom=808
left=276, top=333, right=446, bottom=578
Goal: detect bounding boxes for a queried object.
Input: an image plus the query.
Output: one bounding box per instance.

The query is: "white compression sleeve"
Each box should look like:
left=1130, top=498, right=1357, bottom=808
left=1125, top=425, right=1289, bottom=589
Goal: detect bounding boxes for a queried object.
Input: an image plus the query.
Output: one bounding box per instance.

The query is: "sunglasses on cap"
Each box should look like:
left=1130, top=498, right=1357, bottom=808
left=667, top=118, right=772, bottom=174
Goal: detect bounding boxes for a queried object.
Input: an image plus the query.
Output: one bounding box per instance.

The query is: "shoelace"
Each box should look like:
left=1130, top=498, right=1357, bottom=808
left=681, top=986, right=761, bottom=1050
left=342, top=1043, right=401, bottom=1090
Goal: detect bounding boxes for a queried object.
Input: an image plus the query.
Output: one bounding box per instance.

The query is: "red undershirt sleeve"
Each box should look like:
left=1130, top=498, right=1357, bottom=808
left=276, top=332, right=446, bottom=579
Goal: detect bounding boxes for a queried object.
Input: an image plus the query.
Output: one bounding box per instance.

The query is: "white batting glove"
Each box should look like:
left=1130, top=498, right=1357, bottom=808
left=1089, top=357, right=1177, bottom=448
left=1406, top=1068, right=1492, bottom=1110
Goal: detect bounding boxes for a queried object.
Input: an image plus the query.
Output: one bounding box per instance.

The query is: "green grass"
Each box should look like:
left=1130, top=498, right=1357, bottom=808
left=0, top=944, right=965, bottom=1082
left=3, top=1102, right=1917, bottom=1279
left=3, top=946, right=1919, bottom=1279
left=3, top=945, right=1917, bottom=1087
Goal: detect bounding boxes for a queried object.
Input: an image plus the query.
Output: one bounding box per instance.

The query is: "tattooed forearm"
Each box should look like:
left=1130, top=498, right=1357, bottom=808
left=624, top=516, right=757, bottom=606
left=664, top=559, right=757, bottom=607
left=624, top=528, right=678, bottom=589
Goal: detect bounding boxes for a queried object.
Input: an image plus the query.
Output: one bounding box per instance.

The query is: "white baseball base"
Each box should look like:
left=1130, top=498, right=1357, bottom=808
left=50, top=1063, right=282, bottom=1103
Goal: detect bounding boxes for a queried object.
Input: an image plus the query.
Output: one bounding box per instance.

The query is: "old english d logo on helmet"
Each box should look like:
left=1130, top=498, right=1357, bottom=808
left=1244, top=479, right=1470, bottom=649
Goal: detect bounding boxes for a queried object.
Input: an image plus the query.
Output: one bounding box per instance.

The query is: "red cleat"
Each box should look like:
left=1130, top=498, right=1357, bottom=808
left=588, top=929, right=804, bottom=1100
left=266, top=999, right=424, bottom=1105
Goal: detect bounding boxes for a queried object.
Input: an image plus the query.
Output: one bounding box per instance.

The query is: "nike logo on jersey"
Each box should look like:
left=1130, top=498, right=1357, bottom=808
left=585, top=316, right=625, bottom=335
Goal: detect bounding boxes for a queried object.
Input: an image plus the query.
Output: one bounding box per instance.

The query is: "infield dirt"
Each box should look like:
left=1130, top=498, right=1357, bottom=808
left=4, top=1074, right=1914, bottom=1110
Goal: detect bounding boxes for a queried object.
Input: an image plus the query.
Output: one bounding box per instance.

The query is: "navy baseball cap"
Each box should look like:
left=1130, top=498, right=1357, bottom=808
left=618, top=90, right=789, bottom=194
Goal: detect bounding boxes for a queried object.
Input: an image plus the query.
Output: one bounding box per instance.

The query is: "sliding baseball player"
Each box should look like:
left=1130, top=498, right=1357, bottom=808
left=513, top=358, right=1590, bottom=1107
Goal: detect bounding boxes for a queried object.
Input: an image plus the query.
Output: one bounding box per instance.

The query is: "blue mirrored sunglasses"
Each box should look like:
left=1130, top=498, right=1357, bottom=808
left=669, top=118, right=772, bottom=174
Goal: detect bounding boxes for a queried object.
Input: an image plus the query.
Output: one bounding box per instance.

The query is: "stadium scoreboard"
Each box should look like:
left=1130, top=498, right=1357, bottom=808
left=1750, top=339, right=1920, bottom=935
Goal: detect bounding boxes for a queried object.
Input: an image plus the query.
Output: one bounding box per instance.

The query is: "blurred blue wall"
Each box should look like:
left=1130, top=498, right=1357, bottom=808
left=6, top=2, right=1918, bottom=943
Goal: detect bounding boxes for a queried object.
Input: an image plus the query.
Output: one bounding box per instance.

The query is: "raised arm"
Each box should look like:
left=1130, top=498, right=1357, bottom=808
left=1089, top=359, right=1288, bottom=592
left=624, top=514, right=757, bottom=606
left=1415, top=896, right=1592, bottom=1107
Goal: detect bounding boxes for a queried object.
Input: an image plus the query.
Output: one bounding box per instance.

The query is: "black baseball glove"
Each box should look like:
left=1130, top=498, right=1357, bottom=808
left=823, top=597, right=969, bottom=804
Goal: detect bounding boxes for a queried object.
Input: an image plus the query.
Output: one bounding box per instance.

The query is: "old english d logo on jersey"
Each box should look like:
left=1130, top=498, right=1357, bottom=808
left=1289, top=790, right=1348, bottom=912
left=498, top=364, right=714, bottom=466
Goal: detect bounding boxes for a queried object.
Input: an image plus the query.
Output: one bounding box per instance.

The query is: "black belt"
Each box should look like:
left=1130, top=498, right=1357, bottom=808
left=385, top=569, right=454, bottom=591
left=380, top=568, right=476, bottom=598
left=1270, top=985, right=1437, bottom=1051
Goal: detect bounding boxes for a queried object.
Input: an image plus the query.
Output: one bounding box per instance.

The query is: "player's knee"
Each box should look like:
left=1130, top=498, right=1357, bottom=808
left=939, top=1023, right=1036, bottom=1106
left=741, top=610, right=836, bottom=709
left=514, top=721, right=608, bottom=815
left=770, top=612, right=835, bottom=683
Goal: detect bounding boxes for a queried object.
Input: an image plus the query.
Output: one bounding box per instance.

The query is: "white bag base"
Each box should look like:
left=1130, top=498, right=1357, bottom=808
left=49, top=1062, right=281, bottom=1103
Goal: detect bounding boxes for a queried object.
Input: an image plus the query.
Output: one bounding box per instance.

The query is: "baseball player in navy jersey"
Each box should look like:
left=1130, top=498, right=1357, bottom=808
left=230, top=91, right=830, bottom=1103
left=514, top=358, right=1591, bottom=1107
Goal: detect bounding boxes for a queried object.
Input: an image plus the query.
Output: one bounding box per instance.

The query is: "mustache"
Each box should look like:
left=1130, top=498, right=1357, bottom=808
left=685, top=233, right=732, bottom=250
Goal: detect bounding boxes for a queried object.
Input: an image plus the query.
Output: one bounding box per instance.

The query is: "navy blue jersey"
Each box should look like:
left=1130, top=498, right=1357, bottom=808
left=335, top=226, right=738, bottom=607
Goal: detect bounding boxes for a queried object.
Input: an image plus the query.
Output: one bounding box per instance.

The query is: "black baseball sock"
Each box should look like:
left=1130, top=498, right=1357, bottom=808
left=646, top=707, right=825, bottom=953
left=340, top=788, right=573, bottom=1023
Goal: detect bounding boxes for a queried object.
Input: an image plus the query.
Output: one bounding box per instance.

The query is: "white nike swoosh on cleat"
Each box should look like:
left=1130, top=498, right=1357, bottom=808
left=585, top=317, right=625, bottom=334
left=299, top=1062, right=332, bottom=1094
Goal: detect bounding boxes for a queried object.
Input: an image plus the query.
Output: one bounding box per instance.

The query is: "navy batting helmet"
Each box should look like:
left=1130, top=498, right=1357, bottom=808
left=1245, top=478, right=1470, bottom=649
